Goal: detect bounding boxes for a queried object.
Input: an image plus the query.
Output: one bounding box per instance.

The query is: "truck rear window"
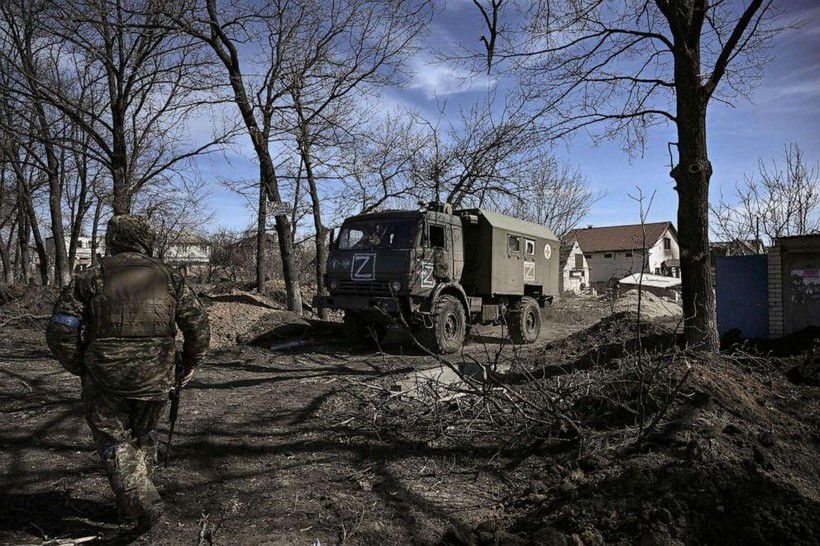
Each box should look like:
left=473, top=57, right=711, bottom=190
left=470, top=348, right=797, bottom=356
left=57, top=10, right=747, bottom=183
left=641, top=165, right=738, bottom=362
left=337, top=219, right=418, bottom=250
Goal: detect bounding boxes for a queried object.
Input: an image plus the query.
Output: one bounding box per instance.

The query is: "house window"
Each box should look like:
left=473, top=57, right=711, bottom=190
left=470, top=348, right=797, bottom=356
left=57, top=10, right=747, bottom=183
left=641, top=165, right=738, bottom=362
left=584, top=254, right=592, bottom=259
left=655, top=267, right=661, bottom=274
left=508, top=234, right=521, bottom=253
left=524, top=238, right=535, bottom=256
left=574, top=254, right=584, bottom=269
left=625, top=252, right=632, bottom=257
left=77, top=240, right=84, bottom=249
left=664, top=237, right=671, bottom=250
left=604, top=253, right=613, bottom=259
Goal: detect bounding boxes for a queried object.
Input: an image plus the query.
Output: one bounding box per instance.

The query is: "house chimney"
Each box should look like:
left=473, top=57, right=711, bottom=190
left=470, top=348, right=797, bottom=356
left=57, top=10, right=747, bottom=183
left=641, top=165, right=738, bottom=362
left=587, top=224, right=593, bottom=229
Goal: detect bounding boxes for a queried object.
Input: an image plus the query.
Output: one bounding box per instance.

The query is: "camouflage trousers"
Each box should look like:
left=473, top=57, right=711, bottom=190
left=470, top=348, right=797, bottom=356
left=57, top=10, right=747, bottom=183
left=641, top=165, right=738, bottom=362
left=82, top=377, right=166, bottom=524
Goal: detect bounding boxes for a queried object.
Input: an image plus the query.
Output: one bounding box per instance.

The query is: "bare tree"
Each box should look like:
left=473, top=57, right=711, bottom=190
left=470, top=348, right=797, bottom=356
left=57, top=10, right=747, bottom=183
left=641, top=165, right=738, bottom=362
left=404, top=100, right=538, bottom=209
left=282, top=0, right=429, bottom=318
left=138, top=176, right=213, bottom=260
left=479, top=0, right=791, bottom=350
left=0, top=0, right=226, bottom=216
left=500, top=157, right=605, bottom=239
left=712, top=143, right=819, bottom=245
left=169, top=0, right=303, bottom=308
left=331, top=112, right=425, bottom=218
left=0, top=3, right=71, bottom=285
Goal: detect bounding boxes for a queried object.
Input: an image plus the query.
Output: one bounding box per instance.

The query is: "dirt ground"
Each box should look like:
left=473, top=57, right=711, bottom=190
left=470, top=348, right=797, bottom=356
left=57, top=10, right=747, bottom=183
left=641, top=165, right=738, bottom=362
left=1, top=287, right=818, bottom=545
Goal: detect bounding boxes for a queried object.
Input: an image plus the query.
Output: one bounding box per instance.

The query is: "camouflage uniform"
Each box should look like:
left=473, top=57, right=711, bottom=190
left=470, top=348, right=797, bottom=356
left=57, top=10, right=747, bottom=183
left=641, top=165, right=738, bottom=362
left=46, top=215, right=209, bottom=532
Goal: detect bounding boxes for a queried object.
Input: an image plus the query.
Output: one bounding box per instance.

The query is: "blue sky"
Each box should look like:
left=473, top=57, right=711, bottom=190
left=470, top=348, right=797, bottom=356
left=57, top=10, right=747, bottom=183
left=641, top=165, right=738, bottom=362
left=200, top=1, right=820, bottom=235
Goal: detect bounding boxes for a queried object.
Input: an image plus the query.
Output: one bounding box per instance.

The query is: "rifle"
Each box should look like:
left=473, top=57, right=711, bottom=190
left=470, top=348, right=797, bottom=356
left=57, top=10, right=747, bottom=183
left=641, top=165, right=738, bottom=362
left=165, top=350, right=185, bottom=467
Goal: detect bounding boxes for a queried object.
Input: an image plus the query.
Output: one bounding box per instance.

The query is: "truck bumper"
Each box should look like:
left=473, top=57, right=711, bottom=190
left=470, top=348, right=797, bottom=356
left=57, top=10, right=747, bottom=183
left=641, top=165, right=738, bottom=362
left=313, top=294, right=402, bottom=315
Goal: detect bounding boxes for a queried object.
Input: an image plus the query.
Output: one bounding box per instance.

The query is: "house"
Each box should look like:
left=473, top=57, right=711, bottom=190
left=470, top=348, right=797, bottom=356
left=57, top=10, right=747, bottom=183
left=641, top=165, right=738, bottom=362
left=160, top=234, right=211, bottom=265
left=46, top=232, right=211, bottom=277
left=559, top=238, right=590, bottom=294
left=565, top=222, right=680, bottom=289
left=46, top=235, right=105, bottom=272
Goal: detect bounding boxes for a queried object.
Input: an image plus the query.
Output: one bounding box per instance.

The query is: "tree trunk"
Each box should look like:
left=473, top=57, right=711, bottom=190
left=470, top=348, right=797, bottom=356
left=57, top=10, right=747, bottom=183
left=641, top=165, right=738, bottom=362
left=297, top=133, right=328, bottom=319
left=0, top=222, right=12, bottom=284
left=260, top=158, right=303, bottom=315
left=15, top=196, right=31, bottom=284
left=256, top=173, right=267, bottom=295
left=91, top=199, right=103, bottom=263
left=23, top=190, right=49, bottom=285
left=672, top=44, right=719, bottom=351
left=33, top=101, right=69, bottom=286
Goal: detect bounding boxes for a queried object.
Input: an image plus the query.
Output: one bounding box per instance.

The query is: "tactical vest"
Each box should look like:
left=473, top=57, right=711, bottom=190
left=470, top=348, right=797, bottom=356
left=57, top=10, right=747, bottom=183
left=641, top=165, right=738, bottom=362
left=88, top=253, right=177, bottom=340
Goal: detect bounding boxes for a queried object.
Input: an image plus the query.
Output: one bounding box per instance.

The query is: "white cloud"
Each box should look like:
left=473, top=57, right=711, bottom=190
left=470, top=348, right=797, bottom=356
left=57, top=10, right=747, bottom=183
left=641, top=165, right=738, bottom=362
left=408, top=55, right=494, bottom=99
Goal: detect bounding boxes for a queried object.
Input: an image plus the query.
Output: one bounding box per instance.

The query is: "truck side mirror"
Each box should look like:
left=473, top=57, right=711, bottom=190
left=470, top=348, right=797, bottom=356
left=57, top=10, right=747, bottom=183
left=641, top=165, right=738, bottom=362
left=329, top=228, right=336, bottom=249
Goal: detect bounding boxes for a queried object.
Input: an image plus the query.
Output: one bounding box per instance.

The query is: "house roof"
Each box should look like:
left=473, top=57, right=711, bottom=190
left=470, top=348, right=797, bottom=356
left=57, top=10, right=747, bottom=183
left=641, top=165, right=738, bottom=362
left=566, top=222, right=675, bottom=253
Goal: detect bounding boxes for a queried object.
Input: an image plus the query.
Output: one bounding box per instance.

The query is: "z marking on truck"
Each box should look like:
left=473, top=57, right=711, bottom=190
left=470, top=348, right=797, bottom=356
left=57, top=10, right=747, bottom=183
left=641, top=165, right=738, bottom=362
left=421, top=261, right=435, bottom=287
left=352, top=254, right=376, bottom=281
left=524, top=260, right=536, bottom=281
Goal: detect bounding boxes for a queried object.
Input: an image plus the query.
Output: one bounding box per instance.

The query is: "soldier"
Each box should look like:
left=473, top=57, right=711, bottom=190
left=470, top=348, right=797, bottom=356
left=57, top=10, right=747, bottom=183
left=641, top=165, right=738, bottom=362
left=45, top=215, right=210, bottom=534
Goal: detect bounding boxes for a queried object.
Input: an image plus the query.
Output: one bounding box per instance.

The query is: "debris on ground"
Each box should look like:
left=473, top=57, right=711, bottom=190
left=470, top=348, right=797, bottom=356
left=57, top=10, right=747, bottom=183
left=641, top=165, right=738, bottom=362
left=613, top=288, right=682, bottom=319
left=1, top=287, right=818, bottom=546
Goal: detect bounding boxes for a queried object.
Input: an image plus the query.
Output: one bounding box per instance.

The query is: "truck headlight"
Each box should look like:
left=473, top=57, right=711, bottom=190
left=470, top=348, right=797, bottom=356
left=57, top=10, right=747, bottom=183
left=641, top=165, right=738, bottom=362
left=329, top=278, right=339, bottom=290
left=390, top=281, right=402, bottom=293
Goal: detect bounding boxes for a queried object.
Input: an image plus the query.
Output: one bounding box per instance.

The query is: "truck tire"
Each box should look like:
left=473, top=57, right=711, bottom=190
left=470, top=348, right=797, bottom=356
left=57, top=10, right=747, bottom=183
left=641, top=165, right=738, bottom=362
left=419, top=294, right=466, bottom=354
left=343, top=311, right=368, bottom=344
left=508, top=297, right=541, bottom=344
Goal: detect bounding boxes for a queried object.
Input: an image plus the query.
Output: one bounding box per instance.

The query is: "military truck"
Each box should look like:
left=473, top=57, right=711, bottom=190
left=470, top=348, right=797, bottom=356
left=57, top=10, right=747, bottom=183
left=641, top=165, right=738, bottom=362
left=314, top=203, right=560, bottom=353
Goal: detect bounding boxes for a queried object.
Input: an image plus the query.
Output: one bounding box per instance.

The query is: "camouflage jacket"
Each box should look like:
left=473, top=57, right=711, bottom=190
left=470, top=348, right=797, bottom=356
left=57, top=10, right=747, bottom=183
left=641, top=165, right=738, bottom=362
left=46, top=252, right=210, bottom=400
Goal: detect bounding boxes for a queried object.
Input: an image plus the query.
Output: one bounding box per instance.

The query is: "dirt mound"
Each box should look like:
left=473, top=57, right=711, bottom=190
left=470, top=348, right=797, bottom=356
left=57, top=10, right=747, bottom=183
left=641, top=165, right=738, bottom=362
left=537, top=311, right=679, bottom=371
left=507, top=352, right=820, bottom=545
left=613, top=288, right=682, bottom=319
left=204, top=300, right=281, bottom=348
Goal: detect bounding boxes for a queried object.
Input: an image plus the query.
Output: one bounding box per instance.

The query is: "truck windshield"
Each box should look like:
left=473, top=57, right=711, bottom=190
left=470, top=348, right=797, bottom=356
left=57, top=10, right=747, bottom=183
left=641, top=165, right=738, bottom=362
left=336, top=219, right=418, bottom=250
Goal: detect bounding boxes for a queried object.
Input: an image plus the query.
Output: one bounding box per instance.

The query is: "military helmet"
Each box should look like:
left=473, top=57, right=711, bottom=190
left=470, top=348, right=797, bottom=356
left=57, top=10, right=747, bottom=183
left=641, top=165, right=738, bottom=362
left=105, top=214, right=156, bottom=255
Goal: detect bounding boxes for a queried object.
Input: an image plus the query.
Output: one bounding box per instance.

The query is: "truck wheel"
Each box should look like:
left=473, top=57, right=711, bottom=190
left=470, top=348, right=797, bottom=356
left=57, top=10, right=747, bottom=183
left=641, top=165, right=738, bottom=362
left=343, top=311, right=368, bottom=344
left=419, top=294, right=466, bottom=354
left=508, top=297, right=541, bottom=344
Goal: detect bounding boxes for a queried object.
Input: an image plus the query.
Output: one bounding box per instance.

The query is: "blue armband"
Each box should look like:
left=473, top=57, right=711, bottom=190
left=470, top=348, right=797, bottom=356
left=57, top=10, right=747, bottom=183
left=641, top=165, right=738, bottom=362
left=51, top=313, right=82, bottom=329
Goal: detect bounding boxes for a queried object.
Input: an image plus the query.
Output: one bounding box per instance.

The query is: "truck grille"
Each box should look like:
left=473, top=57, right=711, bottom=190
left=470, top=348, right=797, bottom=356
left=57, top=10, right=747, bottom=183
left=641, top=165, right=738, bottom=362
left=337, top=279, right=392, bottom=295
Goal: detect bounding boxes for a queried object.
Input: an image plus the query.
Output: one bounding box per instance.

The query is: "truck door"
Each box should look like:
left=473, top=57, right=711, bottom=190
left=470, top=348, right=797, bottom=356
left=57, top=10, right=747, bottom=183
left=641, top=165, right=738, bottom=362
left=428, top=223, right=451, bottom=281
